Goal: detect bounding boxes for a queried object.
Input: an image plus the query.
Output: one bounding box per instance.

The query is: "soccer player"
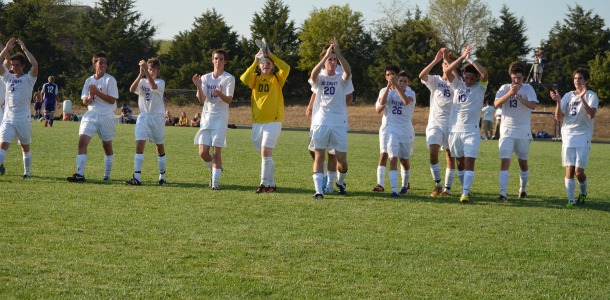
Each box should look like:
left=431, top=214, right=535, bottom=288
left=67, top=51, right=119, bottom=182
left=309, top=38, right=351, bottom=199
left=481, top=100, right=495, bottom=140
left=0, top=38, right=38, bottom=178
left=192, top=49, right=235, bottom=190
left=419, top=48, right=458, bottom=197
left=306, top=63, right=353, bottom=194
left=494, top=61, right=538, bottom=201
left=0, top=41, right=9, bottom=176
left=376, top=70, right=415, bottom=197
left=240, top=46, right=290, bottom=193
left=126, top=58, right=167, bottom=186
left=444, top=45, right=488, bottom=202
left=550, top=68, right=598, bottom=207
left=42, top=76, right=58, bottom=127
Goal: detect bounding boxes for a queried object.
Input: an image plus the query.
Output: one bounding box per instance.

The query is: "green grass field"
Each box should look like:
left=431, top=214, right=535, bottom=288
left=1, top=121, right=609, bottom=298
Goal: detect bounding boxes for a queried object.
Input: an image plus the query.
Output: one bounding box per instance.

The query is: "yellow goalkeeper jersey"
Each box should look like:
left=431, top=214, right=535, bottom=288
left=240, top=54, right=290, bottom=123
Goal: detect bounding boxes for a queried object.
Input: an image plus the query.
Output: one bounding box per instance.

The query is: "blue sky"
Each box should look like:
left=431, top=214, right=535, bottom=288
left=73, top=0, right=608, bottom=49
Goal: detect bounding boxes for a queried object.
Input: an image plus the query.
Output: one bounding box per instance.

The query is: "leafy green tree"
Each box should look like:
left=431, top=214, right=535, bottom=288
left=476, top=5, right=529, bottom=97
left=369, top=9, right=444, bottom=105
left=71, top=0, right=157, bottom=103
left=589, top=51, right=610, bottom=104
left=0, top=0, right=80, bottom=98
left=161, top=9, right=242, bottom=94
left=246, top=0, right=304, bottom=99
left=298, top=4, right=377, bottom=100
left=545, top=5, right=610, bottom=93
left=428, top=0, right=493, bottom=52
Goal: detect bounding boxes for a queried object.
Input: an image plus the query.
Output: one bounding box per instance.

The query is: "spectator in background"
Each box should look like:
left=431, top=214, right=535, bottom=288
left=33, top=87, right=43, bottom=120
left=164, top=110, right=174, bottom=126
left=175, top=111, right=189, bottom=127
left=120, top=103, right=132, bottom=124
left=191, top=112, right=201, bottom=127
left=481, top=100, right=495, bottom=140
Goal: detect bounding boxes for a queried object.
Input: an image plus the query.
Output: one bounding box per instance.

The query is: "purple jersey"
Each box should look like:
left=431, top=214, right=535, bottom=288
left=42, top=82, right=58, bottom=102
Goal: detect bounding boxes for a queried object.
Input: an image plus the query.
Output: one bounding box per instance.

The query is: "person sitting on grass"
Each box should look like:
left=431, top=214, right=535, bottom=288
left=191, top=112, right=201, bottom=127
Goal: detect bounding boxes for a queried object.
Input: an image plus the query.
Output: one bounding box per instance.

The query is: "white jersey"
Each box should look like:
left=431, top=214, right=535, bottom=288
left=422, top=75, right=453, bottom=129
left=495, top=83, right=538, bottom=137
left=1, top=71, right=37, bottom=123
left=560, top=90, right=599, bottom=147
left=135, top=77, right=165, bottom=115
left=81, top=73, right=119, bottom=115
left=376, top=87, right=416, bottom=136
left=481, top=106, right=495, bottom=121
left=449, top=80, right=488, bottom=133
left=311, top=73, right=350, bottom=128
left=199, top=71, right=235, bottom=130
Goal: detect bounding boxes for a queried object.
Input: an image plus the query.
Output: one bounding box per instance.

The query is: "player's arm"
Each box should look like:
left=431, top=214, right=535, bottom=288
left=419, top=48, right=443, bottom=82
left=310, top=50, right=328, bottom=85
left=444, top=46, right=470, bottom=83
left=494, top=85, right=512, bottom=108
left=376, top=87, right=390, bottom=114
left=240, top=53, right=259, bottom=88
left=90, top=84, right=116, bottom=105
left=333, top=40, right=351, bottom=81
left=550, top=89, right=564, bottom=121
left=17, top=39, right=38, bottom=77
left=580, top=90, right=597, bottom=119
left=140, top=60, right=157, bottom=90
left=213, top=77, right=234, bottom=104
left=129, top=61, right=145, bottom=93
left=270, top=53, right=290, bottom=83
left=0, top=38, right=16, bottom=76
left=192, top=74, right=206, bottom=104
left=470, top=60, right=488, bottom=82
left=306, top=93, right=315, bottom=117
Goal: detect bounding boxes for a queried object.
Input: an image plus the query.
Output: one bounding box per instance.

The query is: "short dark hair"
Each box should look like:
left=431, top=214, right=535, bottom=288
left=10, top=52, right=26, bottom=65
left=508, top=61, right=525, bottom=75
left=92, top=51, right=108, bottom=64
left=573, top=68, right=590, bottom=81
left=212, top=49, right=228, bottom=61
left=462, top=64, right=479, bottom=76
left=147, top=57, right=161, bottom=69
left=385, top=65, right=400, bottom=74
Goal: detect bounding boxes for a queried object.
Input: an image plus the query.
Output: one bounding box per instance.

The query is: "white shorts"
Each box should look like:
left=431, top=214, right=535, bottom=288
left=387, top=132, right=413, bottom=159
left=0, top=120, right=32, bottom=145
left=378, top=124, right=387, bottom=153
left=449, top=131, right=481, bottom=158
left=252, top=122, right=282, bottom=151
left=135, top=114, right=165, bottom=144
left=426, top=126, right=450, bottom=149
left=562, top=146, right=590, bottom=169
left=308, top=130, right=336, bottom=154
left=79, top=111, right=116, bottom=141
left=499, top=136, right=532, bottom=160
left=194, top=127, right=227, bottom=148
left=310, top=125, right=348, bottom=153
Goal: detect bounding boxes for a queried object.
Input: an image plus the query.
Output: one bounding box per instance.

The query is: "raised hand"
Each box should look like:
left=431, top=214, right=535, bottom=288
left=550, top=89, right=561, bottom=102
left=192, top=74, right=202, bottom=87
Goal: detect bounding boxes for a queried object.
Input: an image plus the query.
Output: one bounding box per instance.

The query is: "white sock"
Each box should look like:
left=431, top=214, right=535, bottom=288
left=377, top=165, right=386, bottom=187
left=313, top=172, right=324, bottom=194
left=401, top=169, right=410, bottom=188
left=0, top=149, right=6, bottom=165
left=462, top=170, right=474, bottom=196
left=457, top=170, right=465, bottom=186
left=22, top=151, right=32, bottom=176
left=499, top=170, right=509, bottom=197
left=158, top=154, right=166, bottom=180
left=337, top=171, right=347, bottom=185
left=134, top=153, right=144, bottom=180
left=578, top=177, right=587, bottom=196
left=212, top=167, right=222, bottom=188
left=104, top=155, right=114, bottom=178
left=519, top=170, right=529, bottom=193
left=323, top=164, right=328, bottom=177
left=444, top=168, right=455, bottom=192
left=261, top=157, right=272, bottom=186
left=565, top=178, right=575, bottom=201
left=205, top=160, right=213, bottom=171
left=76, top=154, right=87, bottom=176
left=389, top=170, right=398, bottom=193
left=430, top=163, right=441, bottom=186
left=327, top=171, right=336, bottom=190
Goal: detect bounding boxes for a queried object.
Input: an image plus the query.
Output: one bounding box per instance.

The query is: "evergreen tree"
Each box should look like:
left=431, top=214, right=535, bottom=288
left=545, top=5, right=610, bottom=93
left=298, top=4, right=377, bottom=101
left=477, top=5, right=530, bottom=97
left=369, top=8, right=444, bottom=105
left=72, top=0, right=157, bottom=103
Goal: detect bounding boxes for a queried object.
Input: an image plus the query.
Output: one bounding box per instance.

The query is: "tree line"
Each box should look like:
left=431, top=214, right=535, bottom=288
left=0, top=0, right=608, bottom=107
